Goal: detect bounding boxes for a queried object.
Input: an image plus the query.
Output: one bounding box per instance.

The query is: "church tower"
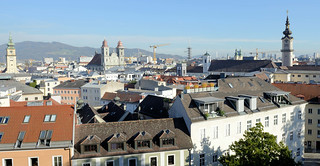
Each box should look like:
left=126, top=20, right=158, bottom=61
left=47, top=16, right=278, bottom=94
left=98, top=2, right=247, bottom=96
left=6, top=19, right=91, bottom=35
left=202, top=52, right=211, bottom=73
left=5, top=34, right=18, bottom=73
left=281, top=12, right=294, bottom=66
left=116, top=40, right=125, bottom=66
left=101, top=39, right=109, bottom=71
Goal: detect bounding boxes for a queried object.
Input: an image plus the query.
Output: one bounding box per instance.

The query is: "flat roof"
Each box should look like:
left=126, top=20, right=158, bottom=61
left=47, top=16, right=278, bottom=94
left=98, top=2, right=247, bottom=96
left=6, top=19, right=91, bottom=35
left=193, top=97, right=225, bottom=104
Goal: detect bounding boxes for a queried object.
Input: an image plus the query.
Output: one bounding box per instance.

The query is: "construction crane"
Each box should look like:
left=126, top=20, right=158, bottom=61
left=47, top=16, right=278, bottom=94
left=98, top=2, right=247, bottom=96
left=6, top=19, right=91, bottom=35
left=150, top=44, right=170, bottom=64
left=249, top=48, right=279, bottom=60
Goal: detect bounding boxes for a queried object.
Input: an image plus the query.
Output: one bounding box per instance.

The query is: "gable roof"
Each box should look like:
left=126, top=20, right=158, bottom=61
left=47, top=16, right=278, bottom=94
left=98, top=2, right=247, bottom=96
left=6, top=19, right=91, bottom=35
left=135, top=95, right=169, bottom=118
left=208, top=60, right=277, bottom=72
left=101, top=91, right=142, bottom=103
left=0, top=105, right=74, bottom=145
left=87, top=53, right=102, bottom=66
left=73, top=118, right=192, bottom=158
left=54, top=79, right=87, bottom=89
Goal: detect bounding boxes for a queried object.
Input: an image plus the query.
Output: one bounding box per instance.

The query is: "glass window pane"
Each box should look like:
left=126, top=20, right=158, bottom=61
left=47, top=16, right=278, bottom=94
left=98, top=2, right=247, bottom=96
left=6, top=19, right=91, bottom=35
left=50, top=115, right=56, bottom=122
left=46, top=130, right=53, bottom=139
left=18, top=131, right=25, bottom=140
left=44, top=115, right=50, bottom=122
left=23, top=115, right=30, bottom=123
left=39, top=130, right=46, bottom=139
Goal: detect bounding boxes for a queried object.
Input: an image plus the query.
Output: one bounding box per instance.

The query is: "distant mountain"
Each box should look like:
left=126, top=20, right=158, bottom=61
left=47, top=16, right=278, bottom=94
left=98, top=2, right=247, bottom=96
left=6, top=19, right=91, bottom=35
left=0, top=41, right=184, bottom=61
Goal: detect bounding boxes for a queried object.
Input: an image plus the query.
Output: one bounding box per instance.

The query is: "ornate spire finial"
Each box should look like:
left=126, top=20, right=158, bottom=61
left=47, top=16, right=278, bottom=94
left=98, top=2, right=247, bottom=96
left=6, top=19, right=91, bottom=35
left=282, top=11, right=293, bottom=39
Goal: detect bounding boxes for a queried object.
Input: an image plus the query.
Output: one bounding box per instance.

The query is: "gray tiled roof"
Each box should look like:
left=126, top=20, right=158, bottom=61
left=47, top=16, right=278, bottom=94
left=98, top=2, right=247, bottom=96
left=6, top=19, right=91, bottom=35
left=208, top=60, right=277, bottom=72
left=54, top=80, right=87, bottom=89
left=73, top=118, right=192, bottom=158
left=179, top=77, right=306, bottom=122
left=0, top=80, right=42, bottom=95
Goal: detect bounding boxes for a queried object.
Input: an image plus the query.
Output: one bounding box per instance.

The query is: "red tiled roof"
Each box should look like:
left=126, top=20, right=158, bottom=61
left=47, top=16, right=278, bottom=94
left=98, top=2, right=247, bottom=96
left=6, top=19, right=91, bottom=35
left=272, top=83, right=320, bottom=102
left=0, top=105, right=74, bottom=144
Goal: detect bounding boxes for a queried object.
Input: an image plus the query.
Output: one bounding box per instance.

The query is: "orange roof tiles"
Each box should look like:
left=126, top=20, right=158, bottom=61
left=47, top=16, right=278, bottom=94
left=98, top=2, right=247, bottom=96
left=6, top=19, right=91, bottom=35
left=272, top=83, right=320, bottom=102
left=0, top=105, right=74, bottom=144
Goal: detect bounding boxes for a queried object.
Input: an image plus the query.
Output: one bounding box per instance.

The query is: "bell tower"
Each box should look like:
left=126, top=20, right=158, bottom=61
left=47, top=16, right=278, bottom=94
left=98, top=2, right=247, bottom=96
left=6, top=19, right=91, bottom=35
left=281, top=11, right=294, bottom=67
left=5, top=34, right=18, bottom=73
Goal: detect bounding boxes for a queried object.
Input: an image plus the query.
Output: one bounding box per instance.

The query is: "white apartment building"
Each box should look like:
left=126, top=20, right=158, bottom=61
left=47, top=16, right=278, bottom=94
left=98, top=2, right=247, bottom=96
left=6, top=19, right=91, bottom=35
left=169, top=77, right=306, bottom=165
left=81, top=81, right=124, bottom=106
left=38, top=79, right=60, bottom=96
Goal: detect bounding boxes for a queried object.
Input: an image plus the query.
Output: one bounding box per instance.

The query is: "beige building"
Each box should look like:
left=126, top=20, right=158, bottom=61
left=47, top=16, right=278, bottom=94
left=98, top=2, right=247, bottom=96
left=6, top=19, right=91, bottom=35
left=270, top=66, right=320, bottom=84
left=81, top=81, right=124, bottom=106
left=273, top=83, right=320, bottom=152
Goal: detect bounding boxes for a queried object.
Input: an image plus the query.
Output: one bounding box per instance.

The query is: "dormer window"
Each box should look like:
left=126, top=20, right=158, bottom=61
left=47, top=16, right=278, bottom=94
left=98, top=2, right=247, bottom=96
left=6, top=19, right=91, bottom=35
left=16, top=131, right=25, bottom=148
left=264, top=91, right=291, bottom=107
left=80, top=135, right=101, bottom=154
left=108, top=133, right=126, bottom=152
left=134, top=131, right=152, bottom=149
left=159, top=129, right=175, bottom=147
left=193, top=97, right=224, bottom=117
left=38, top=130, right=52, bottom=146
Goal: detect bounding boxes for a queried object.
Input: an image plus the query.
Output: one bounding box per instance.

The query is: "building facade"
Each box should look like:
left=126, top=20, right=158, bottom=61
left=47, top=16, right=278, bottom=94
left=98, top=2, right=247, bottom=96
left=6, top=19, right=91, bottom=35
left=169, top=77, right=306, bottom=165
left=53, top=79, right=87, bottom=105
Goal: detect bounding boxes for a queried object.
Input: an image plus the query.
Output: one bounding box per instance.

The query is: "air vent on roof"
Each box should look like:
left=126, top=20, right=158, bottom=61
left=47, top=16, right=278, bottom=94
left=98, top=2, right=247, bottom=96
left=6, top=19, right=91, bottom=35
left=228, top=83, right=233, bottom=88
left=248, top=82, right=253, bottom=87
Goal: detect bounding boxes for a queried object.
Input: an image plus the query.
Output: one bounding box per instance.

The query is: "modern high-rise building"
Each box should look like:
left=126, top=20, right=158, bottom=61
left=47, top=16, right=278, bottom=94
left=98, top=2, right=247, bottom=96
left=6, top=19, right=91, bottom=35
left=281, top=14, right=294, bottom=67
left=4, top=35, right=18, bottom=73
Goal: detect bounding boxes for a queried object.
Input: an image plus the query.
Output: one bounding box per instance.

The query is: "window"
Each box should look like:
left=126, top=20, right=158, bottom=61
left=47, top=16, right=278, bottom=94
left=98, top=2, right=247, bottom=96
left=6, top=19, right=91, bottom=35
left=265, top=117, right=269, bottom=127
left=298, top=75, right=301, bottom=77
left=82, top=163, right=90, bottom=166
left=274, top=115, right=278, bottom=125
left=111, top=142, right=124, bottom=150
left=213, top=155, right=218, bottom=162
left=308, top=130, right=312, bottom=135
left=247, top=120, right=252, bottom=130
left=313, top=75, right=316, bottom=78
left=290, top=131, right=293, bottom=141
left=298, top=111, right=302, bottom=120
left=297, top=130, right=301, bottom=138
left=318, top=109, right=320, bottom=115
left=282, top=113, right=286, bottom=123
left=292, top=75, right=295, bottom=77
left=226, top=124, right=230, bottom=136
left=25, top=97, right=28, bottom=101
left=23, top=115, right=31, bottom=123
left=0, top=116, right=10, bottom=124
left=290, top=112, right=294, bottom=121
left=74, top=90, right=77, bottom=94
left=296, top=148, right=300, bottom=156
left=200, top=128, right=205, bottom=140
left=128, top=158, right=137, bottom=166
left=282, top=133, right=286, bottom=142
left=38, top=130, right=53, bottom=146
left=150, top=157, right=157, bottom=166
left=16, top=131, right=25, bottom=148
left=84, top=145, right=98, bottom=152
left=308, top=119, right=312, bottom=124
left=3, top=159, right=13, bottom=166
left=237, top=122, right=241, bottom=134
left=0, top=132, right=3, bottom=142
left=44, top=115, right=56, bottom=122
left=162, top=138, right=174, bottom=146
left=200, top=154, right=205, bottom=166
left=30, top=157, right=38, bottom=166
left=306, top=75, right=309, bottom=77
left=213, top=126, right=218, bottom=139
left=53, top=156, right=62, bottom=166
left=308, top=109, right=313, bottom=114
left=137, top=140, right=150, bottom=148
left=106, top=160, right=114, bottom=166
left=256, top=118, right=261, bottom=124
left=35, top=97, right=38, bottom=100
left=168, top=155, right=174, bottom=165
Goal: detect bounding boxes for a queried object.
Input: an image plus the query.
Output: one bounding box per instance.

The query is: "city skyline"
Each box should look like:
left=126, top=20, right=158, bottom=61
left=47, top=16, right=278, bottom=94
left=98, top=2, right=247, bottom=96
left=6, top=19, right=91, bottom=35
left=1, top=0, right=320, bottom=57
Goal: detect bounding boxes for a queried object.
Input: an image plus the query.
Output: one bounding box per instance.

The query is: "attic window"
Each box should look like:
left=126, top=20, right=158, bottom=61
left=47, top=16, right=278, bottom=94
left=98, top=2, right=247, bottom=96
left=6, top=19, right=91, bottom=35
left=111, top=143, right=124, bottom=151
left=16, top=131, right=25, bottom=148
left=228, top=83, right=233, bottom=88
left=137, top=140, right=150, bottom=148
left=0, top=116, right=10, bottom=124
left=108, top=133, right=126, bottom=152
left=0, top=132, right=3, bottom=142
left=162, top=138, right=175, bottom=146
left=44, top=115, right=56, bottom=122
left=84, top=145, right=98, bottom=152
left=134, top=131, right=152, bottom=149
left=160, top=129, right=175, bottom=147
left=38, top=130, right=52, bottom=146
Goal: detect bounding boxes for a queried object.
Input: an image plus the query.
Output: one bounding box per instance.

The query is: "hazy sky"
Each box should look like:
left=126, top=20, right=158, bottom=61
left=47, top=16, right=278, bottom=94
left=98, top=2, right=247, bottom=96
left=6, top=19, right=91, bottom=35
left=1, top=0, right=319, bottom=57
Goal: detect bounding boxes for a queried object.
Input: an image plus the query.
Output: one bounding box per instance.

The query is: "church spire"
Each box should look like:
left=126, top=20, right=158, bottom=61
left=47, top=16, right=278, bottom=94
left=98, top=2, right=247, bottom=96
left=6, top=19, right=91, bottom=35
left=7, top=33, right=15, bottom=49
left=282, top=11, right=293, bottom=39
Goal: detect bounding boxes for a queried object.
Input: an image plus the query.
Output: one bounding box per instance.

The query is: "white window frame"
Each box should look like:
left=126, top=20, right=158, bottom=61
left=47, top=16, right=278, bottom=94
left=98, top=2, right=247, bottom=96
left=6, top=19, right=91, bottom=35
left=2, top=158, right=13, bottom=166
left=265, top=116, right=269, bottom=127
left=167, top=154, right=175, bottom=166
left=213, top=126, right=218, bottom=139
left=28, top=157, right=39, bottom=166
left=23, top=115, right=31, bottom=123
left=149, top=156, right=158, bottom=166
left=106, top=160, right=114, bottom=166
left=237, top=122, right=241, bottom=134
left=274, top=115, right=278, bottom=125
left=52, top=155, right=63, bottom=166
left=128, top=158, right=137, bottom=166
left=200, top=128, right=205, bottom=140
left=226, top=124, right=230, bottom=136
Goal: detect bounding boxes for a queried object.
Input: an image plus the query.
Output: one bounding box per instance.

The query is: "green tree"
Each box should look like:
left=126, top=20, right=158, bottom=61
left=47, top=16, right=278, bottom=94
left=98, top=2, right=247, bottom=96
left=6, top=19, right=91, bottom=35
left=219, top=123, right=300, bottom=166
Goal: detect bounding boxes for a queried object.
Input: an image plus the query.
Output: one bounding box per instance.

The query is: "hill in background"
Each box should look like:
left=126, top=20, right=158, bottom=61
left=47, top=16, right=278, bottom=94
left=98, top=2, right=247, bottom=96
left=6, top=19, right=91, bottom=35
left=0, top=41, right=184, bottom=62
